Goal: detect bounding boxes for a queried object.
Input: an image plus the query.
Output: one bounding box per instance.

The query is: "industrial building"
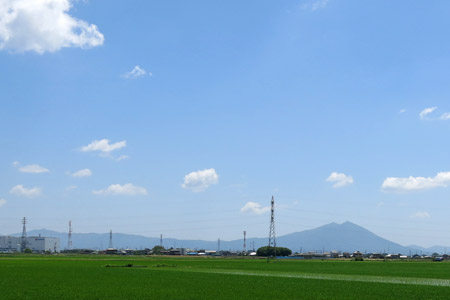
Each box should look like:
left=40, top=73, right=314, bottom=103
left=0, top=235, right=60, bottom=253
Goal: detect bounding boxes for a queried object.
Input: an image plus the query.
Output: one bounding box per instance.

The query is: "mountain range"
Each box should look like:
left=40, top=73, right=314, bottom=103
left=10, top=221, right=446, bottom=255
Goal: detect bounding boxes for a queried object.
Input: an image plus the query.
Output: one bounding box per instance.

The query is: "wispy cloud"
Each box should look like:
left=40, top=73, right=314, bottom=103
left=240, top=202, right=271, bottom=214
left=382, top=171, right=450, bottom=192
left=399, top=109, right=406, bottom=113
left=0, top=199, right=6, bottom=208
left=410, top=211, right=431, bottom=219
left=93, top=183, right=148, bottom=196
left=10, top=185, right=41, bottom=197
left=72, top=169, right=92, bottom=178
left=0, top=0, right=104, bottom=54
left=65, top=185, right=78, bottom=191
left=419, top=107, right=437, bottom=120
left=81, top=139, right=126, bottom=153
left=182, top=168, right=219, bottom=192
left=80, top=139, right=128, bottom=160
left=122, top=65, right=151, bottom=79
left=326, top=172, right=354, bottom=188
left=18, top=164, right=49, bottom=174
left=301, top=0, right=330, bottom=11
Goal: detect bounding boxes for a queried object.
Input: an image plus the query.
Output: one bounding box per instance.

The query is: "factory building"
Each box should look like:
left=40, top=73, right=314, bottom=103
left=27, top=236, right=60, bottom=253
left=0, top=235, right=60, bottom=253
left=0, top=236, right=21, bottom=253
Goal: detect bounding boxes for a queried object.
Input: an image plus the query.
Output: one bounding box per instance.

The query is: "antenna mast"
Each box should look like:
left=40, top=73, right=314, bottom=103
left=268, top=196, right=276, bottom=259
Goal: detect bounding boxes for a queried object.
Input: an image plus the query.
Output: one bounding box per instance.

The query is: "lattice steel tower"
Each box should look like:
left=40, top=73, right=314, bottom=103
left=268, top=196, right=276, bottom=257
left=243, top=231, right=247, bottom=253
left=21, top=217, right=27, bottom=252
left=68, top=221, right=73, bottom=250
left=109, top=229, right=113, bottom=248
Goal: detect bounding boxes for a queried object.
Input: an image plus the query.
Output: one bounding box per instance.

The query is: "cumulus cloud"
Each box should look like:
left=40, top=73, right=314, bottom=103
left=410, top=211, right=430, bottom=219
left=381, top=172, right=450, bottom=192
left=0, top=199, right=6, bottom=208
left=18, top=164, right=49, bottom=173
left=240, top=202, right=271, bottom=214
left=81, top=139, right=126, bottom=154
left=0, top=0, right=104, bottom=54
left=182, top=168, right=219, bottom=192
left=93, top=183, right=148, bottom=196
left=10, top=184, right=41, bottom=197
left=72, top=168, right=92, bottom=177
left=419, top=107, right=437, bottom=120
left=122, top=65, right=150, bottom=79
left=326, top=172, right=354, bottom=188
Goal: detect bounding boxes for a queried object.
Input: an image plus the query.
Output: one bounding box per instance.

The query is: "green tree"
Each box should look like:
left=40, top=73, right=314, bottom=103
left=256, top=246, right=292, bottom=257
left=23, top=248, right=32, bottom=254
left=152, top=245, right=165, bottom=255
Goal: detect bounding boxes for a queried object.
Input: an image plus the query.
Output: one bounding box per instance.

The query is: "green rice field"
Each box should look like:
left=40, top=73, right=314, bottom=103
left=1, top=255, right=450, bottom=299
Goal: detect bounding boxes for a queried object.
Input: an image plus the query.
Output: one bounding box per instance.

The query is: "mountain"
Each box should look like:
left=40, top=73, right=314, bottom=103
left=10, top=222, right=444, bottom=254
left=278, top=221, right=412, bottom=254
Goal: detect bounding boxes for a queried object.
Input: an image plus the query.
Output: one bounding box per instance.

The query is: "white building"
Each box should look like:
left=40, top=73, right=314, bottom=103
left=27, top=236, right=60, bottom=253
left=0, top=235, right=60, bottom=253
left=0, top=236, right=21, bottom=253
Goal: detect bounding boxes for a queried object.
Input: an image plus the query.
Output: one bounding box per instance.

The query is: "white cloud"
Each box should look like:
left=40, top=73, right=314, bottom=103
left=93, top=183, right=148, bottom=196
left=410, top=211, right=431, bottom=219
left=10, top=184, right=41, bottom=197
left=326, top=172, right=354, bottom=188
left=0, top=0, right=104, bottom=54
left=311, top=0, right=329, bottom=11
left=439, top=112, right=450, bottom=120
left=419, top=106, right=437, bottom=120
left=18, top=164, right=49, bottom=173
left=65, top=185, right=77, bottom=191
left=72, top=168, right=92, bottom=177
left=399, top=109, right=406, bottom=113
left=240, top=202, right=271, bottom=214
left=381, top=171, right=450, bottom=192
left=12, top=161, right=19, bottom=166
left=81, top=139, right=126, bottom=154
left=122, top=65, right=150, bottom=79
left=0, top=199, right=6, bottom=208
left=182, top=168, right=219, bottom=192
left=301, top=0, right=329, bottom=11
left=116, top=155, right=129, bottom=161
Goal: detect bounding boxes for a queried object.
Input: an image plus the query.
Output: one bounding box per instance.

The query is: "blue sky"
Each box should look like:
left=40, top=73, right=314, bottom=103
left=1, top=0, right=450, bottom=248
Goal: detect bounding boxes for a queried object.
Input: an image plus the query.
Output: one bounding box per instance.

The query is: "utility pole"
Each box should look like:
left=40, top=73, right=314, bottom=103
left=268, top=196, right=276, bottom=260
left=21, top=217, right=27, bottom=252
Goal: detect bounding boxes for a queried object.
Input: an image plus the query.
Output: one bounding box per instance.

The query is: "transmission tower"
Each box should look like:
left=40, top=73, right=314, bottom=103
left=268, top=196, right=276, bottom=259
left=21, top=217, right=27, bottom=252
left=217, top=238, right=220, bottom=252
left=109, top=229, right=113, bottom=249
left=243, top=231, right=247, bottom=253
left=160, top=234, right=163, bottom=247
left=67, top=221, right=73, bottom=250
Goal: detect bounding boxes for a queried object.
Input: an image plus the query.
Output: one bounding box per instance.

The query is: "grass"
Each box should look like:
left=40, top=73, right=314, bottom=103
left=1, top=255, right=450, bottom=299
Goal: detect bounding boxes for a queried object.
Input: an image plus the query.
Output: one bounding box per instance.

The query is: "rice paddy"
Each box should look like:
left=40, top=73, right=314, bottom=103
left=1, top=255, right=449, bottom=299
